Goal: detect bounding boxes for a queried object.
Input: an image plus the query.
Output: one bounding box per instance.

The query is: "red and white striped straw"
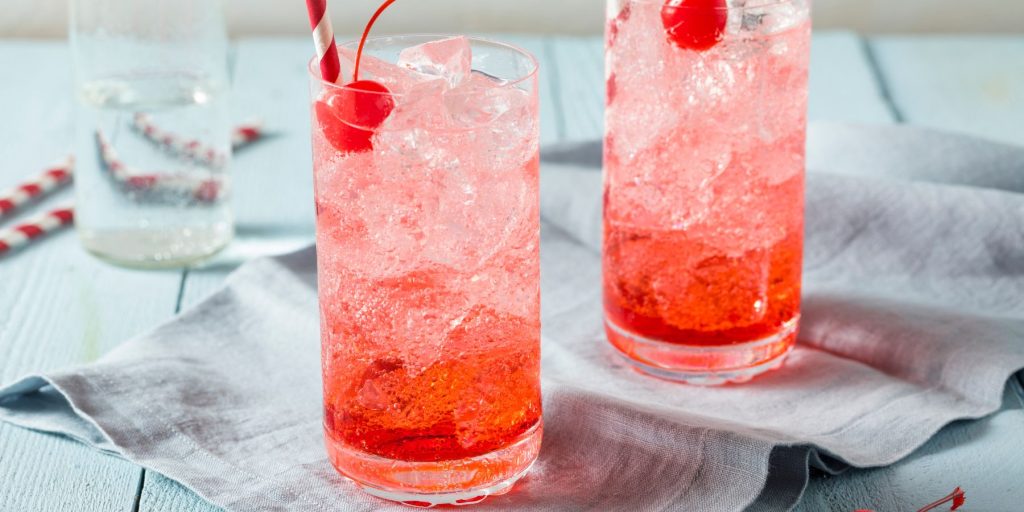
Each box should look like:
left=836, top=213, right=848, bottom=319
left=131, top=113, right=264, bottom=167
left=231, top=122, right=264, bottom=147
left=305, top=0, right=342, bottom=83
left=0, top=157, right=73, bottom=219
left=95, top=130, right=224, bottom=204
left=0, top=204, right=74, bottom=255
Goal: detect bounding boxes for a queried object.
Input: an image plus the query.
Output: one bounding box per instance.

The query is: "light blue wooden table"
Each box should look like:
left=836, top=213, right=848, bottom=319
left=1, top=32, right=1022, bottom=511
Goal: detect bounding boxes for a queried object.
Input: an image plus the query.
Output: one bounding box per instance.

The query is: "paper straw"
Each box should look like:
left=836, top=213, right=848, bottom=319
left=0, top=157, right=73, bottom=219
left=231, top=122, right=264, bottom=147
left=305, top=0, right=342, bottom=83
left=95, top=130, right=224, bottom=205
left=131, top=113, right=264, bottom=167
left=96, top=119, right=264, bottom=204
left=0, top=205, right=74, bottom=255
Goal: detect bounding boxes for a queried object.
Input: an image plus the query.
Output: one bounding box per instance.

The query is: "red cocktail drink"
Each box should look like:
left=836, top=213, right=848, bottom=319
left=310, top=35, right=542, bottom=505
left=604, top=0, right=811, bottom=384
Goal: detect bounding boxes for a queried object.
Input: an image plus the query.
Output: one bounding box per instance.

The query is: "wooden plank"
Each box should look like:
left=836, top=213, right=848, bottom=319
left=139, top=473, right=223, bottom=512
left=0, top=41, right=185, bottom=512
left=225, top=39, right=316, bottom=236
left=870, top=36, right=1024, bottom=146
left=0, top=432, right=142, bottom=512
left=809, top=32, right=897, bottom=123
left=546, top=37, right=604, bottom=142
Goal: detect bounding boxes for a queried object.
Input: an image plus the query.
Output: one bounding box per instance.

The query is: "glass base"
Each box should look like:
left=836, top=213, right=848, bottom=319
left=325, top=420, right=542, bottom=508
left=605, top=316, right=798, bottom=385
left=79, top=224, right=232, bottom=269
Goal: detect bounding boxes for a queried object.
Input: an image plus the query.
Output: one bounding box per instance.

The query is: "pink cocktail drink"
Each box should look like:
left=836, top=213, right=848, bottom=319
left=310, top=36, right=541, bottom=506
left=604, top=0, right=811, bottom=384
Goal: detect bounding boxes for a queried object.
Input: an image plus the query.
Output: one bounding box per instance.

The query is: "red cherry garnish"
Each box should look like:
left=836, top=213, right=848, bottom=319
left=317, top=0, right=399, bottom=153
left=354, top=0, right=397, bottom=83
left=662, top=0, right=728, bottom=52
left=316, top=80, right=395, bottom=153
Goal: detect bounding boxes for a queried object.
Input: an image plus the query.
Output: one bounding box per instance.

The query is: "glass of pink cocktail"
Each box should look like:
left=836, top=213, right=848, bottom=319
left=309, top=34, right=541, bottom=506
left=604, top=0, right=811, bottom=384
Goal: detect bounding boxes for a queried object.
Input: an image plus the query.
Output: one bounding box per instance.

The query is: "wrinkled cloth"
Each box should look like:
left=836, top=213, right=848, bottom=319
left=2, top=123, right=1023, bottom=512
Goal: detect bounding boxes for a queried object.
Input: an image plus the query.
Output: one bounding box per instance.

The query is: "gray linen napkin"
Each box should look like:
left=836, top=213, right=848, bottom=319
left=2, top=123, right=1023, bottom=512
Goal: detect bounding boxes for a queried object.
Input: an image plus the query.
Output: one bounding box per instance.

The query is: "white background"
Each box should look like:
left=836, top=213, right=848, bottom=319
left=3, top=0, right=1022, bottom=37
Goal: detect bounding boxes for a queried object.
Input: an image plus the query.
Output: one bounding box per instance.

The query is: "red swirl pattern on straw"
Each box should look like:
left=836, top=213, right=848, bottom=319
left=95, top=130, right=225, bottom=205
left=0, top=157, right=73, bottom=218
left=131, top=114, right=264, bottom=168
left=0, top=205, right=74, bottom=255
left=232, top=123, right=263, bottom=146
left=306, top=0, right=342, bottom=83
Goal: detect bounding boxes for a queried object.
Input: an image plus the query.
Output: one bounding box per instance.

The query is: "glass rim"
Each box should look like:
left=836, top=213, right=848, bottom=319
left=307, top=34, right=539, bottom=98
left=624, top=0, right=803, bottom=10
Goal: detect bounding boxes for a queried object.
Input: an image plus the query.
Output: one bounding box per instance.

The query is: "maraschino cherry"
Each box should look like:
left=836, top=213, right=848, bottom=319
left=662, top=0, right=728, bottom=52
left=316, top=0, right=399, bottom=153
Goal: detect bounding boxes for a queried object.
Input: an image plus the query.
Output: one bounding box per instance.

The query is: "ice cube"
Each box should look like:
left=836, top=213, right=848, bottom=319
left=742, top=0, right=809, bottom=35
left=741, top=13, right=766, bottom=32
left=337, top=46, right=415, bottom=90
left=444, top=70, right=529, bottom=128
left=381, top=77, right=449, bottom=132
left=397, top=36, right=473, bottom=88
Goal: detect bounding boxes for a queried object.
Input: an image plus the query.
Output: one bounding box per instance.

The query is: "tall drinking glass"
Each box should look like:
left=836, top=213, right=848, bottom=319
left=70, top=0, right=233, bottom=267
left=603, top=0, right=811, bottom=384
left=310, top=36, right=542, bottom=506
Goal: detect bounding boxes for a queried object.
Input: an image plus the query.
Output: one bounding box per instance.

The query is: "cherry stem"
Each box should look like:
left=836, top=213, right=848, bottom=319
left=916, top=487, right=965, bottom=512
left=353, top=0, right=398, bottom=82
